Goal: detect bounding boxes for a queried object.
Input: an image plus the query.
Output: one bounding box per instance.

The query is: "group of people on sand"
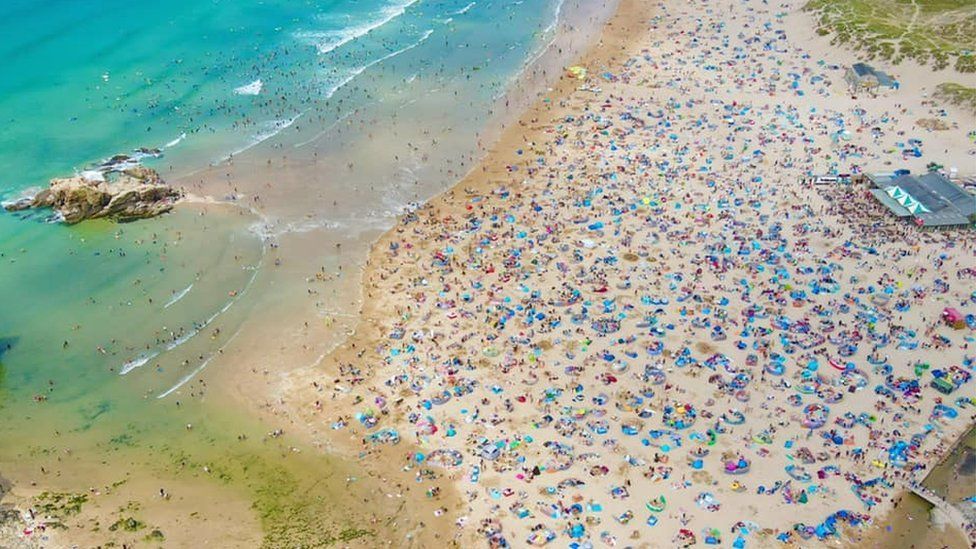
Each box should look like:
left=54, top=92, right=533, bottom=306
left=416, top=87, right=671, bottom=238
left=294, top=0, right=976, bottom=547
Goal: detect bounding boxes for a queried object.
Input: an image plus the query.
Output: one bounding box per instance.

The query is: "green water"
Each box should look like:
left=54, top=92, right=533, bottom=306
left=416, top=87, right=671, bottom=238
left=0, top=203, right=262, bottom=413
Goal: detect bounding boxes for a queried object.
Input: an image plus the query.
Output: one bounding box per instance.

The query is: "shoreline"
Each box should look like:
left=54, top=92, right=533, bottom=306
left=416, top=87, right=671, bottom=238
left=276, top=0, right=660, bottom=545
left=0, top=0, right=638, bottom=547
left=246, top=0, right=652, bottom=545
left=0, top=1, right=640, bottom=545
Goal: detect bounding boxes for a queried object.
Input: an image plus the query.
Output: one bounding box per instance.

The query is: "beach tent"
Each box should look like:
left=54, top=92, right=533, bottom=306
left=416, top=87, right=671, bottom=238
left=942, top=307, right=966, bottom=329
left=567, top=66, right=587, bottom=80
left=931, top=377, right=955, bottom=395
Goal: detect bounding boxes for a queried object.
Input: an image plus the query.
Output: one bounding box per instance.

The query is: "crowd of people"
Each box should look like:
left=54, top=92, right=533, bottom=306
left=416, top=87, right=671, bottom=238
left=297, top=0, right=975, bottom=546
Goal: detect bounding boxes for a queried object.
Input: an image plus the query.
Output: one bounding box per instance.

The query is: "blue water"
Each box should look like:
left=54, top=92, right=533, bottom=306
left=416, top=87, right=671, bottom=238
left=0, top=0, right=566, bottom=192
left=0, top=0, right=570, bottom=385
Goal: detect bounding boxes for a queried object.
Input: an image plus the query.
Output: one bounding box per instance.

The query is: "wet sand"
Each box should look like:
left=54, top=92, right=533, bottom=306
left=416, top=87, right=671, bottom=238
left=155, top=0, right=631, bottom=546
left=923, top=425, right=976, bottom=509
left=861, top=426, right=974, bottom=549
left=862, top=491, right=970, bottom=549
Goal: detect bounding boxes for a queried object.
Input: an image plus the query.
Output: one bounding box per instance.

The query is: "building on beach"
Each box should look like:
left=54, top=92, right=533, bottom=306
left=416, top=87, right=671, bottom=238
left=802, top=174, right=853, bottom=185
left=844, top=63, right=898, bottom=92
left=865, top=171, right=975, bottom=228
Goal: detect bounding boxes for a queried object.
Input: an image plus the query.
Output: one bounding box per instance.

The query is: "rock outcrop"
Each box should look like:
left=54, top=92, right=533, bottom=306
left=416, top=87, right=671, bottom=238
left=4, top=165, right=180, bottom=224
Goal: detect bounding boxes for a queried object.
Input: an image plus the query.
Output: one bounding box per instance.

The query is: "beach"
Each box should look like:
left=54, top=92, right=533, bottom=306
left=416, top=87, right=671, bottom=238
left=2, top=0, right=976, bottom=546
left=1, top=0, right=623, bottom=546
left=276, top=0, right=976, bottom=546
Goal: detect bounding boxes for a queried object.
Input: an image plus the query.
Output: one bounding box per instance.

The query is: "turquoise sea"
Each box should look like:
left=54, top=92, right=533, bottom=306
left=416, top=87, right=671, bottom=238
left=0, top=0, right=612, bottom=543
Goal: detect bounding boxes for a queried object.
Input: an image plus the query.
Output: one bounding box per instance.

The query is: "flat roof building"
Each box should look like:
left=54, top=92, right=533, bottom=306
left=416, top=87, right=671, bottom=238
left=866, top=172, right=975, bottom=228
left=845, top=63, right=898, bottom=92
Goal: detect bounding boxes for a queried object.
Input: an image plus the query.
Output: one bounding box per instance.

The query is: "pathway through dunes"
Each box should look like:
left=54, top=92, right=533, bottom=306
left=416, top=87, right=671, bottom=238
left=804, top=0, right=976, bottom=71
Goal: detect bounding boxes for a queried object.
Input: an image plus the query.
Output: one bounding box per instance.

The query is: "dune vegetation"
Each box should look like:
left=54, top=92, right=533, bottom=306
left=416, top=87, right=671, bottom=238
left=935, top=82, right=976, bottom=111
left=805, top=0, right=976, bottom=71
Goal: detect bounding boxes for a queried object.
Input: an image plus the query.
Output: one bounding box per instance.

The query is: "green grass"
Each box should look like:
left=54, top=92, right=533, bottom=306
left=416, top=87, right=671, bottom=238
left=108, top=517, right=146, bottom=532
left=935, top=82, right=976, bottom=111
left=157, top=445, right=377, bottom=548
left=34, top=491, right=88, bottom=517
left=805, top=0, right=976, bottom=71
left=248, top=460, right=375, bottom=548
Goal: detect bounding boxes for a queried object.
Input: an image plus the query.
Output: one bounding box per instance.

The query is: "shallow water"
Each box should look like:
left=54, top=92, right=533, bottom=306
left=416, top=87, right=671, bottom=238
left=861, top=427, right=975, bottom=549
left=0, top=0, right=616, bottom=543
left=922, top=425, right=976, bottom=508
left=865, top=491, right=970, bottom=549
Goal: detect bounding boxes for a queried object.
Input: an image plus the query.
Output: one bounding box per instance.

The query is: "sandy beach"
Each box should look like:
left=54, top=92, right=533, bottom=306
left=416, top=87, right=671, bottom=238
left=3, top=0, right=975, bottom=546
left=276, top=0, right=976, bottom=546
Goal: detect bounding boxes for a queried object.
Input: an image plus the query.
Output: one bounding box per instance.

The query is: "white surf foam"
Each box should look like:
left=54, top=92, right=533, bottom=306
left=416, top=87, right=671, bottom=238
left=156, top=355, right=214, bottom=399
left=154, top=261, right=260, bottom=399
left=452, top=2, right=476, bottom=15
left=165, top=132, right=187, bottom=148
left=495, top=0, right=565, bottom=103
left=281, top=218, right=343, bottom=235
left=247, top=214, right=345, bottom=238
left=234, top=79, right=263, bottom=95
left=294, top=107, right=361, bottom=148
left=119, top=257, right=263, bottom=375
left=161, top=292, right=236, bottom=352
left=120, top=351, right=160, bottom=375
left=321, top=28, right=434, bottom=100
left=1, top=186, right=42, bottom=208
left=227, top=113, right=302, bottom=159
left=156, top=329, right=245, bottom=399
left=79, top=170, right=106, bottom=182
left=297, top=0, right=420, bottom=55
left=164, top=284, right=193, bottom=309
left=543, top=0, right=566, bottom=35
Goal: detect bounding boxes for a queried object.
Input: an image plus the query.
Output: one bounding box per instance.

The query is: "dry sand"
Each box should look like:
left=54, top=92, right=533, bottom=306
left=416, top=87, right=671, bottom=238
left=280, top=0, right=976, bottom=546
